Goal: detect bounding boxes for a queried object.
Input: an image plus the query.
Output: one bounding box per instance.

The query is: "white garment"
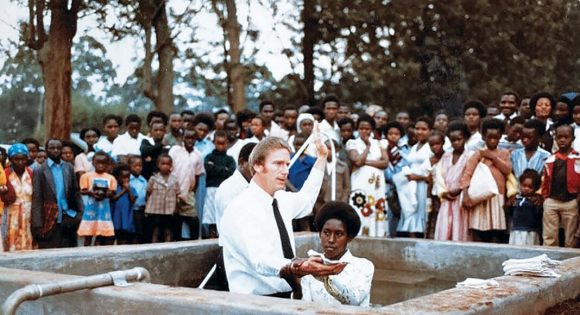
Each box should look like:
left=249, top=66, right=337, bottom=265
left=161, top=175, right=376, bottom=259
left=202, top=187, right=218, bottom=224
left=301, top=250, right=374, bottom=307
left=465, top=131, right=485, bottom=152
left=494, top=112, right=518, bottom=121
left=227, top=139, right=248, bottom=166
left=502, top=254, right=561, bottom=278
left=220, top=168, right=324, bottom=295
left=319, top=119, right=340, bottom=144
left=111, top=132, right=149, bottom=158
left=267, top=121, right=289, bottom=141
left=573, top=123, right=580, bottom=152
left=94, top=137, right=114, bottom=157
left=215, top=170, right=250, bottom=234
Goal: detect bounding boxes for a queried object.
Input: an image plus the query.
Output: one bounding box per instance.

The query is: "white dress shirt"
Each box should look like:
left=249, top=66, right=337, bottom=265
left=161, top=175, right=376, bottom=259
left=111, top=132, right=149, bottom=157
left=301, top=250, right=374, bottom=307
left=227, top=139, right=248, bottom=166
left=215, top=170, right=250, bottom=234
left=465, top=131, right=485, bottom=152
left=220, top=167, right=324, bottom=295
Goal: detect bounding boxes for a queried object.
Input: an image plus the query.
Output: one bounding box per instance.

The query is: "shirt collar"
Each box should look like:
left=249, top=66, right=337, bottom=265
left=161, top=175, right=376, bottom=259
left=47, top=158, right=61, bottom=167
left=248, top=179, right=275, bottom=204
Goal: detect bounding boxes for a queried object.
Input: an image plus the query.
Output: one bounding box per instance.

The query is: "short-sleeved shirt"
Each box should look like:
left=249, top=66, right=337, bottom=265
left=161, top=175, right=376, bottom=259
left=79, top=172, right=117, bottom=192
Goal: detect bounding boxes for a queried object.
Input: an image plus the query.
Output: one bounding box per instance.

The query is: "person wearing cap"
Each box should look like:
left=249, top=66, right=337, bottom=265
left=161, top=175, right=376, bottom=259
left=3, top=144, right=35, bottom=251
left=301, top=201, right=374, bottom=306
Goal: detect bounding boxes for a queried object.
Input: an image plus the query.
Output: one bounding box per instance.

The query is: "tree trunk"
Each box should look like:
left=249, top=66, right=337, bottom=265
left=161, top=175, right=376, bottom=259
left=224, top=0, right=245, bottom=113
left=301, top=0, right=316, bottom=106
left=153, top=2, right=175, bottom=114
left=139, top=0, right=175, bottom=114
left=36, top=0, right=79, bottom=141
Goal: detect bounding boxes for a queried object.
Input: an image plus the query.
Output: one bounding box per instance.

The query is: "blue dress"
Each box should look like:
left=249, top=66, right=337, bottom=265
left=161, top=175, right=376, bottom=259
left=111, top=186, right=137, bottom=233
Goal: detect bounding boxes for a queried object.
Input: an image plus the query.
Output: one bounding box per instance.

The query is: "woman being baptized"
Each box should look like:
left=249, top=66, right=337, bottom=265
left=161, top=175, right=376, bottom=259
left=301, top=201, right=375, bottom=306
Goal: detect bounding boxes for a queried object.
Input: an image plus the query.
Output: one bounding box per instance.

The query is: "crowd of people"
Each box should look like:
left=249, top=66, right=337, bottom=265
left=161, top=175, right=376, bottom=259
left=0, top=92, right=578, bottom=253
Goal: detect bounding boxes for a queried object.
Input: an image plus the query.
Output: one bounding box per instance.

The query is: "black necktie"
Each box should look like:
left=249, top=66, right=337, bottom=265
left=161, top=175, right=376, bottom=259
left=272, top=198, right=294, bottom=259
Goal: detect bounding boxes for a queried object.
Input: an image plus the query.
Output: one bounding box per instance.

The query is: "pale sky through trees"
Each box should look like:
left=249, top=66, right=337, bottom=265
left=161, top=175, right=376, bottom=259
left=0, top=0, right=315, bottom=87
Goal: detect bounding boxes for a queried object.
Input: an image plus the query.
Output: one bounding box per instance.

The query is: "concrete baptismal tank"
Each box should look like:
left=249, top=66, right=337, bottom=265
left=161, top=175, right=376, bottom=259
left=0, top=233, right=579, bottom=314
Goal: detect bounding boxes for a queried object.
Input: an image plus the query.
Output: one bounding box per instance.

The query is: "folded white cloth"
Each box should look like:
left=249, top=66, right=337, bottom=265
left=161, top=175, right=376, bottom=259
left=502, top=254, right=561, bottom=278
left=456, top=278, right=499, bottom=289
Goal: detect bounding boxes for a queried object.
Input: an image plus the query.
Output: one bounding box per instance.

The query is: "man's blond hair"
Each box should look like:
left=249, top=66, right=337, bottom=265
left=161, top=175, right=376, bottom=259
left=249, top=137, right=292, bottom=169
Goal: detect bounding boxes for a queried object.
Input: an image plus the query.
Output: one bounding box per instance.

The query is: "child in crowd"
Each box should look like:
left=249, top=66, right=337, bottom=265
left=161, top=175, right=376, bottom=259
left=499, top=116, right=525, bottom=152
left=169, top=129, right=204, bottom=240
left=33, top=149, right=47, bottom=168
left=511, top=119, right=550, bottom=179
left=461, top=118, right=512, bottom=243
left=383, top=121, right=407, bottom=238
left=21, top=138, right=39, bottom=167
left=434, top=121, right=472, bottom=241
left=140, top=121, right=168, bottom=179
left=425, top=131, right=445, bottom=238
left=61, top=141, right=76, bottom=164
left=572, top=100, right=580, bottom=152
left=338, top=117, right=355, bottom=146
left=248, top=115, right=267, bottom=142
left=397, top=117, right=433, bottom=238
left=77, top=152, right=117, bottom=246
left=111, top=163, right=137, bottom=245
left=289, top=133, right=317, bottom=191
left=75, top=127, right=101, bottom=180
left=128, top=156, right=148, bottom=244
left=112, top=114, right=147, bottom=162
left=145, top=154, right=180, bottom=243
left=507, top=169, right=543, bottom=246
left=202, top=131, right=236, bottom=238
left=541, top=124, right=579, bottom=247
left=95, top=114, right=122, bottom=158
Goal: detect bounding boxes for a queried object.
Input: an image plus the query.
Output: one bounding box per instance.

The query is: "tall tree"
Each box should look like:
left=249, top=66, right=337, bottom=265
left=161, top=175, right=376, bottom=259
left=212, top=0, right=245, bottom=112
left=137, top=0, right=175, bottom=114
left=25, top=0, right=82, bottom=140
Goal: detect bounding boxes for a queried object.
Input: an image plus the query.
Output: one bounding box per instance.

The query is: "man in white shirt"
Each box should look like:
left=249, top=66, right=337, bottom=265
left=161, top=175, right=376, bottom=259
left=220, top=128, right=347, bottom=298
left=215, top=142, right=256, bottom=233
left=111, top=114, right=149, bottom=160
left=319, top=95, right=340, bottom=142
left=494, top=92, right=520, bottom=122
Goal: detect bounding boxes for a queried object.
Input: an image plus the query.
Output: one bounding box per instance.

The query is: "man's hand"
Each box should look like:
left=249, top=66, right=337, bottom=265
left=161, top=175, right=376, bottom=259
left=313, top=122, right=329, bottom=160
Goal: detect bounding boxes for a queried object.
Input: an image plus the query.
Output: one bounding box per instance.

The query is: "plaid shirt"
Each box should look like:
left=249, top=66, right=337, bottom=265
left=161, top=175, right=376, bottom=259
left=145, top=173, right=179, bottom=215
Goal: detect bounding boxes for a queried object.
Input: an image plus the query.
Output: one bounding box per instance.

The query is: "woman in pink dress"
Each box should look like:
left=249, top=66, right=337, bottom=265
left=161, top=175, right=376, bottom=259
left=434, top=121, right=472, bottom=241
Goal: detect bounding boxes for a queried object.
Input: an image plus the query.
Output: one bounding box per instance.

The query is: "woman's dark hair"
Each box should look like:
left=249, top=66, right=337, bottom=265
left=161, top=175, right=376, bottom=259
left=192, top=112, right=215, bottom=130
left=522, top=119, right=546, bottom=137
left=447, top=120, right=471, bottom=138
left=463, top=100, right=487, bottom=117
left=236, top=109, right=257, bottom=128
left=306, top=106, right=324, bottom=120
left=125, top=114, right=142, bottom=126
left=529, top=92, right=555, bottom=116
left=80, top=127, right=101, bottom=141
left=320, top=94, right=341, bottom=108
left=102, top=114, right=123, bottom=126
left=314, top=201, right=361, bottom=238
left=481, top=117, right=505, bottom=135
left=519, top=169, right=542, bottom=191
left=356, top=113, right=376, bottom=130
left=383, top=121, right=405, bottom=136
left=415, top=116, right=433, bottom=129
left=337, top=117, right=355, bottom=129
left=146, top=110, right=168, bottom=126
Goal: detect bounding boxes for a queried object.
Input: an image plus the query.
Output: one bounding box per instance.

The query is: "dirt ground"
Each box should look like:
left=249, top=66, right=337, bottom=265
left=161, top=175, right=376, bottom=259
left=544, top=296, right=580, bottom=315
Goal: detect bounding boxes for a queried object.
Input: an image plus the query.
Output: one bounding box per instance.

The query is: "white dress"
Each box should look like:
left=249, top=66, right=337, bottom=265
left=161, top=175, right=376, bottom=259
left=301, top=249, right=374, bottom=307
left=346, top=138, right=387, bottom=237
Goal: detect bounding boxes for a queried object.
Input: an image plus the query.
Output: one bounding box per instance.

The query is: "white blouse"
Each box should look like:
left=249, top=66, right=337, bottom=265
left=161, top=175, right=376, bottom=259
left=301, top=249, right=374, bottom=307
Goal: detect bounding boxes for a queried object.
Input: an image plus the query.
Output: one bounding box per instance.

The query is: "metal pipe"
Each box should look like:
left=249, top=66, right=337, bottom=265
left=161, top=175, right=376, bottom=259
left=2, top=267, right=150, bottom=315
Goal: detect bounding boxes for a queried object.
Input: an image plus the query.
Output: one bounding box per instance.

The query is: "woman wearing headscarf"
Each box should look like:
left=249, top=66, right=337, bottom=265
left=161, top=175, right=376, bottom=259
left=2, top=144, right=35, bottom=251
left=301, top=201, right=374, bottom=306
